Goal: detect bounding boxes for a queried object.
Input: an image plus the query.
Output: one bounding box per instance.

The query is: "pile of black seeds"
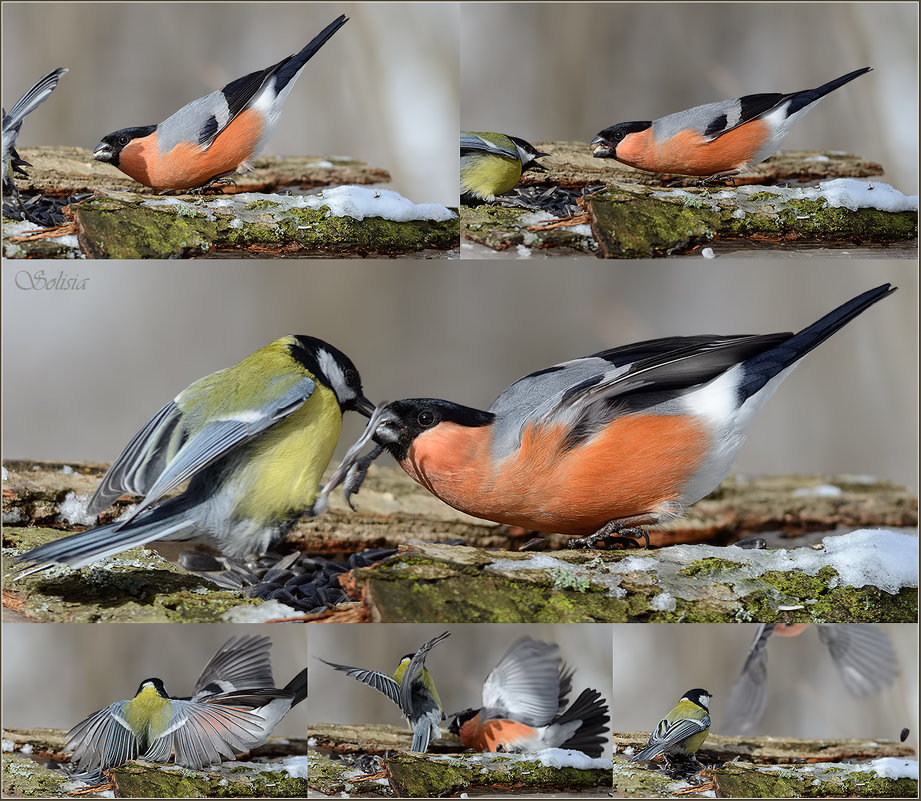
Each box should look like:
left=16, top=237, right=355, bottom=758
left=180, top=548, right=397, bottom=614
left=491, top=184, right=606, bottom=217
left=2, top=192, right=92, bottom=227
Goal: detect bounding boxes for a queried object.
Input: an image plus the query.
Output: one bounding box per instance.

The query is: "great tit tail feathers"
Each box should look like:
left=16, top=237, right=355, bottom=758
left=3, top=67, right=68, bottom=132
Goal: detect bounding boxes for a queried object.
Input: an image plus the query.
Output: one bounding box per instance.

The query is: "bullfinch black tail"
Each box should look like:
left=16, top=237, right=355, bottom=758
left=274, top=15, right=349, bottom=93
left=787, top=67, right=872, bottom=115
left=283, top=668, right=308, bottom=707
left=555, top=688, right=610, bottom=758
left=736, top=283, right=895, bottom=402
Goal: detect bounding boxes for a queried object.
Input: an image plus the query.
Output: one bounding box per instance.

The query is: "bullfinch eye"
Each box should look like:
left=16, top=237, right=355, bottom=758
left=117, top=135, right=130, bottom=146
left=417, top=410, right=436, bottom=427
left=613, top=130, right=625, bottom=141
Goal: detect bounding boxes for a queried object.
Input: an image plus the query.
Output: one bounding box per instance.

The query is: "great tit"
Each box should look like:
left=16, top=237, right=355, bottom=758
left=319, top=631, right=450, bottom=753
left=460, top=132, right=548, bottom=203
left=65, top=634, right=307, bottom=781
left=448, top=637, right=609, bottom=757
left=722, top=623, right=899, bottom=735
left=631, top=689, right=712, bottom=767
left=16, top=335, right=374, bottom=574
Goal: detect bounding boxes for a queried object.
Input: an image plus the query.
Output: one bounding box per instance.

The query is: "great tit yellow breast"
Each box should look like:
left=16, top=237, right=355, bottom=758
left=234, top=383, right=342, bottom=520
left=460, top=152, right=523, bottom=200
left=125, top=684, right=173, bottom=745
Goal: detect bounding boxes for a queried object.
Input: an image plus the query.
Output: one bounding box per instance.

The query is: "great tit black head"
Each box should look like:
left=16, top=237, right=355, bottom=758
left=508, top=135, right=550, bottom=172
left=682, top=689, right=712, bottom=709
left=288, top=335, right=374, bottom=416
left=135, top=678, right=170, bottom=698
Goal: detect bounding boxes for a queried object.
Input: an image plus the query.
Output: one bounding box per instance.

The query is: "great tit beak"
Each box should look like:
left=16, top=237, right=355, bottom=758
left=92, top=142, right=115, bottom=163
left=353, top=395, right=376, bottom=417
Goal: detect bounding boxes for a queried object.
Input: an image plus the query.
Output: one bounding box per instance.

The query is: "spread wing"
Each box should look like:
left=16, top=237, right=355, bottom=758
left=143, top=694, right=283, bottom=769
left=817, top=624, right=899, bottom=697
left=64, top=700, right=141, bottom=780
left=721, top=624, right=776, bottom=735
left=86, top=371, right=315, bottom=524
left=318, top=658, right=402, bottom=707
left=480, top=638, right=563, bottom=727
left=191, top=635, right=275, bottom=699
left=400, top=631, right=451, bottom=718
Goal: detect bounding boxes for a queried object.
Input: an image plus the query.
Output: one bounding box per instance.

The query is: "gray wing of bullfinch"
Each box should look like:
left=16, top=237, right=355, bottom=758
left=630, top=715, right=710, bottom=762
left=2, top=67, right=68, bottom=161
left=721, top=623, right=776, bottom=735
left=142, top=693, right=284, bottom=769
left=651, top=92, right=792, bottom=142
left=64, top=700, right=141, bottom=779
left=190, top=634, right=275, bottom=700
left=460, top=133, right=517, bottom=160
left=817, top=624, right=899, bottom=697
left=480, top=638, right=564, bottom=727
left=317, top=658, right=402, bottom=708
left=488, top=334, right=791, bottom=455
left=399, top=632, right=451, bottom=718
left=86, top=374, right=316, bottom=522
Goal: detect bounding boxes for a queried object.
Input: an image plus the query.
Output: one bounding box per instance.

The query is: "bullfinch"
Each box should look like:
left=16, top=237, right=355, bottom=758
left=2, top=67, right=68, bottom=205
left=591, top=67, right=871, bottom=181
left=319, top=631, right=450, bottom=753
left=630, top=689, right=712, bottom=767
left=322, top=284, right=895, bottom=548
left=448, top=638, right=609, bottom=757
left=92, top=15, right=348, bottom=191
left=722, top=623, right=899, bottom=735
left=461, top=132, right=548, bottom=203
left=65, top=634, right=306, bottom=782
left=15, top=335, right=374, bottom=575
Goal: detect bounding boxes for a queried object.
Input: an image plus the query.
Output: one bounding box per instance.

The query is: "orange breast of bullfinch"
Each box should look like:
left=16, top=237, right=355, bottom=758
left=117, top=108, right=265, bottom=191
left=458, top=715, right=538, bottom=752
left=400, top=413, right=710, bottom=534
left=617, top=119, right=770, bottom=176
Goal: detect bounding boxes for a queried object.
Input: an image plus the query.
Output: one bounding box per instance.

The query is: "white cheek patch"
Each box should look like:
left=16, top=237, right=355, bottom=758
left=317, top=348, right=351, bottom=403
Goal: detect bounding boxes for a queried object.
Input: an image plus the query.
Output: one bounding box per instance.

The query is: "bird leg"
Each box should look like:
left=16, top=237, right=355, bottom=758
left=188, top=176, right=238, bottom=195
left=567, top=521, right=650, bottom=550
left=695, top=171, right=738, bottom=187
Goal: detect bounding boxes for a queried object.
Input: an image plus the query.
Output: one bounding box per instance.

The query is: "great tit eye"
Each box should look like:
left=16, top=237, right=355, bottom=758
left=344, top=368, right=357, bottom=384
left=417, top=410, right=436, bottom=427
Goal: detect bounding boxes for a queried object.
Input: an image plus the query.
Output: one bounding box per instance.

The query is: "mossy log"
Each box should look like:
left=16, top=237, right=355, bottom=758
left=1, top=727, right=308, bottom=798
left=308, top=723, right=610, bottom=798
left=461, top=142, right=917, bottom=257
left=2, top=147, right=458, bottom=258
left=612, top=733, right=915, bottom=798
left=3, top=461, right=916, bottom=623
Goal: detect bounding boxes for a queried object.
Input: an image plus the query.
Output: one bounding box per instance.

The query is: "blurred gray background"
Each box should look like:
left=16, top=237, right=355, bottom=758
left=462, top=3, right=918, bottom=193
left=613, top=624, right=917, bottom=753
left=308, top=624, right=613, bottom=758
left=1, top=624, right=307, bottom=739
left=2, top=259, right=916, bottom=490
left=1, top=3, right=459, bottom=205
